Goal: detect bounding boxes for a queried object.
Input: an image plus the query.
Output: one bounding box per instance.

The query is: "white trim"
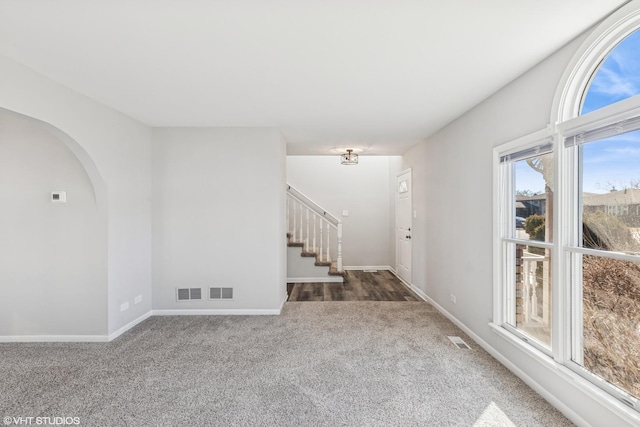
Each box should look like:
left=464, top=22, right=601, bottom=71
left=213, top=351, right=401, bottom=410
left=387, top=267, right=428, bottom=301
left=0, top=297, right=287, bottom=342
left=0, top=335, right=109, bottom=343
left=343, top=265, right=392, bottom=270
left=421, top=295, right=592, bottom=427
left=489, top=324, right=640, bottom=427
left=152, top=308, right=283, bottom=316
left=286, top=276, right=344, bottom=283
left=551, top=2, right=640, bottom=124
left=493, top=128, right=552, bottom=156
left=108, top=310, right=153, bottom=341
left=408, top=283, right=428, bottom=302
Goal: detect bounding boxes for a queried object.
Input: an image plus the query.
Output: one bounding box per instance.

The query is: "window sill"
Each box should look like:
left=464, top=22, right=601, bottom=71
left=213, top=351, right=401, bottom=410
left=489, top=323, right=640, bottom=426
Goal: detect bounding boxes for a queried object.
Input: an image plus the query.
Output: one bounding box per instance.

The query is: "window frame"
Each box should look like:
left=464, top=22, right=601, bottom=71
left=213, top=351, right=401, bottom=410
left=494, top=100, right=640, bottom=417
left=493, top=3, right=640, bottom=423
left=497, top=137, right=557, bottom=355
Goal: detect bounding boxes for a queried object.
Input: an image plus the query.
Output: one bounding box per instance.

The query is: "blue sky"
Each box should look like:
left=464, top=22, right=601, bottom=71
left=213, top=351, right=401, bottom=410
left=516, top=30, right=640, bottom=195
left=582, top=30, right=640, bottom=114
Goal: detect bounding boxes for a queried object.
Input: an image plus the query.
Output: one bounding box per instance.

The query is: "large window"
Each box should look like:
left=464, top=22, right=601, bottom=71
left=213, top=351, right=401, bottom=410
left=496, top=21, right=640, bottom=417
left=566, top=123, right=640, bottom=403
left=500, top=147, right=554, bottom=350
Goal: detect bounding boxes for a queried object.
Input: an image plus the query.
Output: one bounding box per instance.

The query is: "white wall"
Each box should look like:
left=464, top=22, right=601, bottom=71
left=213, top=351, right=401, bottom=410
left=287, top=156, right=399, bottom=268
left=0, top=54, right=152, bottom=337
left=0, top=112, right=106, bottom=336
left=402, top=28, right=635, bottom=426
left=152, top=128, right=287, bottom=312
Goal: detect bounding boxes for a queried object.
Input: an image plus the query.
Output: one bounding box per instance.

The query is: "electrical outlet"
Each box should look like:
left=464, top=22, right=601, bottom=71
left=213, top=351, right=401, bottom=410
left=449, top=294, right=457, bottom=304
left=134, top=295, right=143, bottom=304
left=120, top=301, right=129, bottom=312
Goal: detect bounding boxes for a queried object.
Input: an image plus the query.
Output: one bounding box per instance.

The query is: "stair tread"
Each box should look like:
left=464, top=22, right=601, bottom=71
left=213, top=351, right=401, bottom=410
left=287, top=234, right=345, bottom=278
left=329, top=261, right=346, bottom=277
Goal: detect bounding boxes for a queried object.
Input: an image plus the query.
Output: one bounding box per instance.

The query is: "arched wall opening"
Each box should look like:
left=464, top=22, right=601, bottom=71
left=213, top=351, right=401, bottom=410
left=0, top=108, right=108, bottom=339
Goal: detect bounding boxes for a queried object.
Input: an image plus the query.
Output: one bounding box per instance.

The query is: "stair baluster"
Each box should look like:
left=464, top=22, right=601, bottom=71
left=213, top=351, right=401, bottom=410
left=337, top=223, right=343, bottom=271
left=298, top=200, right=303, bottom=246
left=319, top=220, right=324, bottom=262
left=305, top=208, right=310, bottom=252
left=285, top=184, right=343, bottom=274
left=326, top=223, right=330, bottom=262
left=292, top=199, right=297, bottom=242
left=313, top=213, right=317, bottom=254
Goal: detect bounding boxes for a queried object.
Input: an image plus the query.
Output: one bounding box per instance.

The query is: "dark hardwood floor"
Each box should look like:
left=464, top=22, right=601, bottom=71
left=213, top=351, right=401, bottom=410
left=287, top=270, right=421, bottom=302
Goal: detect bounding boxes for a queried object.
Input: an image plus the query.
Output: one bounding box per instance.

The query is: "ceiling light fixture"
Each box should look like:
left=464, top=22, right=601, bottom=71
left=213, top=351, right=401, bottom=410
left=340, top=149, right=358, bottom=165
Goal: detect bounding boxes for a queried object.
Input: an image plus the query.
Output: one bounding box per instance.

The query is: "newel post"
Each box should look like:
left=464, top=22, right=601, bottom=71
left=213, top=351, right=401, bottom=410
left=337, top=222, right=343, bottom=272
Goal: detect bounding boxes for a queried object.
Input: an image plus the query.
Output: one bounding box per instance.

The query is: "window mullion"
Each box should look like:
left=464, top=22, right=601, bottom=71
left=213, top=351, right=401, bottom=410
left=557, top=138, right=579, bottom=365
left=551, top=134, right=563, bottom=363
left=502, top=162, right=515, bottom=326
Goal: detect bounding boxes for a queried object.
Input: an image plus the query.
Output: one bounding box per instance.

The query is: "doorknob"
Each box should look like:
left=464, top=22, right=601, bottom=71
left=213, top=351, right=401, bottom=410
left=406, top=235, right=411, bottom=239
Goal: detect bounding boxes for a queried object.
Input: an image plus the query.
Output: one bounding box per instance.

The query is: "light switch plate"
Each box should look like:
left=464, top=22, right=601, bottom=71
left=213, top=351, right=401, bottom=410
left=342, top=210, right=349, bottom=217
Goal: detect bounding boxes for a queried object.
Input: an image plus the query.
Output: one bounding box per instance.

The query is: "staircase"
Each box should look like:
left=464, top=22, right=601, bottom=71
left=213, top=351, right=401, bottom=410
left=286, top=184, right=346, bottom=282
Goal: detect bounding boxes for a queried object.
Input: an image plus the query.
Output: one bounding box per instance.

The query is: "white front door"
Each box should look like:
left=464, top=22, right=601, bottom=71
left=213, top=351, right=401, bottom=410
left=396, top=169, right=412, bottom=284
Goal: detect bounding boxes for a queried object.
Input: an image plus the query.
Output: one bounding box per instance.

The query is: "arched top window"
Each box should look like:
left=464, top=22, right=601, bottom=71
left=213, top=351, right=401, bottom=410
left=497, top=3, right=640, bottom=421
left=551, top=4, right=640, bottom=123
left=581, top=28, right=640, bottom=115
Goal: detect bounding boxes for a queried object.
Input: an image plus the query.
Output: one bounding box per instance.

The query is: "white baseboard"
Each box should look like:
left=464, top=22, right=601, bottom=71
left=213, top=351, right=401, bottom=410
left=385, top=269, right=592, bottom=426
left=0, top=300, right=289, bottom=343
left=152, top=308, right=282, bottom=316
left=343, top=265, right=392, bottom=271
left=0, top=334, right=109, bottom=343
left=278, top=294, right=288, bottom=312
left=286, top=277, right=344, bottom=283
left=419, top=293, right=590, bottom=427
left=108, top=310, right=153, bottom=341
left=388, top=268, right=427, bottom=299
left=408, top=283, right=429, bottom=301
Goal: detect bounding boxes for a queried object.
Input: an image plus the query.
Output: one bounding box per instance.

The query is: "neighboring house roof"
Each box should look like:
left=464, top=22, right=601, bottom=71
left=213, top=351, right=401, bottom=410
left=583, top=189, right=640, bottom=206
left=516, top=194, right=547, bottom=202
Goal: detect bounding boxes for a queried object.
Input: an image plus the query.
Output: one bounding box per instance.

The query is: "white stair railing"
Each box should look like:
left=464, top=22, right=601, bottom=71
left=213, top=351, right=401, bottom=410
left=286, top=184, right=343, bottom=272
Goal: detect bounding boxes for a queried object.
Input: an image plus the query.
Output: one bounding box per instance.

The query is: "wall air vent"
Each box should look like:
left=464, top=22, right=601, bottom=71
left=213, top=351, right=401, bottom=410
left=448, top=336, right=471, bottom=349
left=210, top=287, right=233, bottom=300
left=176, top=288, right=202, bottom=301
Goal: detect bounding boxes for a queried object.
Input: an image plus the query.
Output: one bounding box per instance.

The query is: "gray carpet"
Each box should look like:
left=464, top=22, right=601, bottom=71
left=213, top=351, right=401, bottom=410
left=0, top=302, right=573, bottom=426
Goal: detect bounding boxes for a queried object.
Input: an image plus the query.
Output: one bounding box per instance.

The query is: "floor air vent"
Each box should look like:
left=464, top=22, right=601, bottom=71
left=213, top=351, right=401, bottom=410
left=210, top=287, right=233, bottom=300
left=448, top=336, right=471, bottom=349
left=176, top=288, right=202, bottom=301
left=363, top=269, right=378, bottom=273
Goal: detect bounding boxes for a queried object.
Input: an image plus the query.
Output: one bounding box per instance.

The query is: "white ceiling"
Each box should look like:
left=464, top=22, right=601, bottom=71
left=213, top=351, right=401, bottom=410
left=0, top=0, right=629, bottom=155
